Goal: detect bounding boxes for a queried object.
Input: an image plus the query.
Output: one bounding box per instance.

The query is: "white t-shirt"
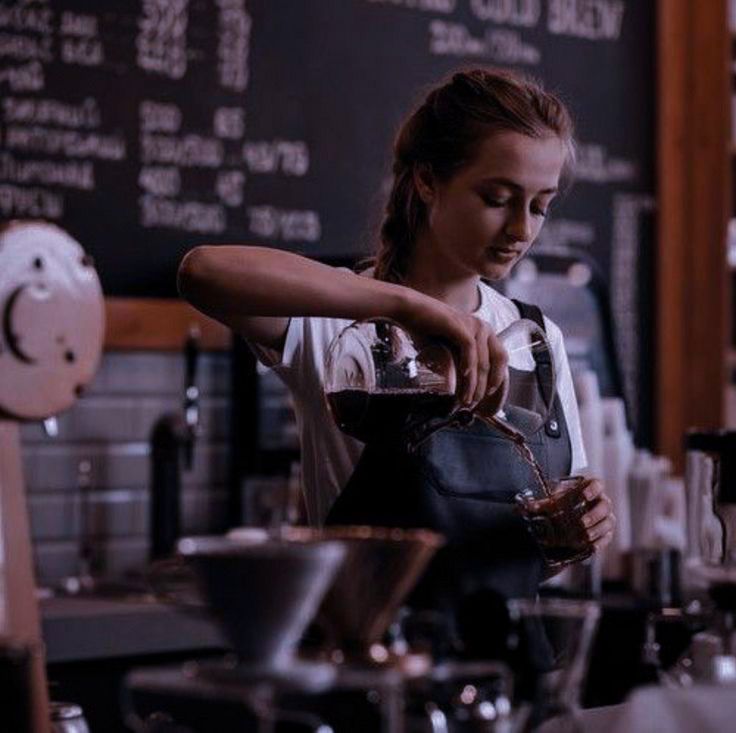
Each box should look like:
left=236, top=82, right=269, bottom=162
left=251, top=277, right=587, bottom=526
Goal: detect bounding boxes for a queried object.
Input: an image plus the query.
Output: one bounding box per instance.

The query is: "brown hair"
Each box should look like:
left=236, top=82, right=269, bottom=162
left=371, top=67, right=576, bottom=284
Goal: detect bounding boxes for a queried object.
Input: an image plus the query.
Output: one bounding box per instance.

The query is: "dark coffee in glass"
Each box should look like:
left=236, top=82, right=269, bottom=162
left=516, top=476, right=594, bottom=567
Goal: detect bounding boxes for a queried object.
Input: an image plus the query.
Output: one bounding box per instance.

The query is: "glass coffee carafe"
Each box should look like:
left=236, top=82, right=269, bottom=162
left=323, top=316, right=557, bottom=451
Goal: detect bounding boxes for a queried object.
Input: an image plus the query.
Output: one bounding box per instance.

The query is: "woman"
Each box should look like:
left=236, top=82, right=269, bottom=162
left=178, top=67, right=615, bottom=605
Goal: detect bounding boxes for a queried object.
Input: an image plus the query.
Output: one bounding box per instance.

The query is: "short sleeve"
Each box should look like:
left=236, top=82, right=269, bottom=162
left=247, top=316, right=306, bottom=390
left=247, top=314, right=353, bottom=396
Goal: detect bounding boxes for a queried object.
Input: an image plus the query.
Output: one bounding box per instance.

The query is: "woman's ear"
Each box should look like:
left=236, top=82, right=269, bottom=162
left=413, top=163, right=435, bottom=205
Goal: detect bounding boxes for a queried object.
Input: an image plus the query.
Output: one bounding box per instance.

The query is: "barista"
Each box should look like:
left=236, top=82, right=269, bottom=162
left=178, top=67, right=615, bottom=605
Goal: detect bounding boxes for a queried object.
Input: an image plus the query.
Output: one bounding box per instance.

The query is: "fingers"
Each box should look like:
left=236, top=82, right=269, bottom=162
left=473, top=330, right=491, bottom=405
left=592, top=529, right=615, bottom=551
left=582, top=478, right=605, bottom=502
left=486, top=333, right=508, bottom=398
left=580, top=488, right=616, bottom=545
left=581, top=494, right=612, bottom=530
left=447, top=315, right=509, bottom=407
left=458, top=335, right=477, bottom=406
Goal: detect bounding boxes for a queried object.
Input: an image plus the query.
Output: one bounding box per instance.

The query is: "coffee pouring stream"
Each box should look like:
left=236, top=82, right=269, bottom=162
left=325, top=316, right=558, bottom=495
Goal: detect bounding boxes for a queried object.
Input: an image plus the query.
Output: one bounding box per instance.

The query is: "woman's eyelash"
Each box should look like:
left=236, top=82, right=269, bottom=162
left=483, top=195, right=550, bottom=217
left=482, top=196, right=508, bottom=207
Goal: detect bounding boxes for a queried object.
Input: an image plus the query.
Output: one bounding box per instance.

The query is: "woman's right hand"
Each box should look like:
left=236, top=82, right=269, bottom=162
left=396, top=290, right=509, bottom=408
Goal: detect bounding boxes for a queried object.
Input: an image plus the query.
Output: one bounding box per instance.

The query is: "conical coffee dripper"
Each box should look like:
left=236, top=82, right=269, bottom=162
left=285, top=526, right=444, bottom=663
left=324, top=317, right=557, bottom=452
left=176, top=533, right=345, bottom=679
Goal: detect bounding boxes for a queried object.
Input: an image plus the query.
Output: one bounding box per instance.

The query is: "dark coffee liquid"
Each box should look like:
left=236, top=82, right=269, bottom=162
left=481, top=415, right=550, bottom=497
left=326, top=388, right=456, bottom=444
left=518, top=479, right=593, bottom=565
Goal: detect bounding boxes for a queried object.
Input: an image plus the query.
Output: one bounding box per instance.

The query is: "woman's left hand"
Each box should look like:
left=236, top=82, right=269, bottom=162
left=580, top=478, right=616, bottom=552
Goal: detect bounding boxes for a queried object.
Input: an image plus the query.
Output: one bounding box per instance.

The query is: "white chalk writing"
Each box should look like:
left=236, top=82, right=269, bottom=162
left=0, top=60, right=44, bottom=92
left=60, top=12, right=99, bottom=37
left=429, top=20, right=540, bottom=64
left=5, top=126, right=126, bottom=160
left=136, top=0, right=189, bottom=80
left=0, top=153, right=94, bottom=190
left=216, top=170, right=245, bottom=207
left=0, top=6, right=53, bottom=34
left=0, top=32, right=53, bottom=62
left=61, top=37, right=104, bottom=67
left=139, top=101, right=182, bottom=134
left=247, top=206, right=321, bottom=242
left=0, top=184, right=63, bottom=219
left=469, top=0, right=541, bottom=26
left=3, top=97, right=100, bottom=129
left=140, top=134, right=223, bottom=167
left=139, top=195, right=226, bottom=233
left=214, top=107, right=245, bottom=139
left=547, top=0, right=624, bottom=41
left=367, top=0, right=457, bottom=12
left=138, top=166, right=181, bottom=197
left=611, top=193, right=655, bottom=429
left=216, top=0, right=251, bottom=92
left=242, top=140, right=310, bottom=176
left=575, top=143, right=637, bottom=184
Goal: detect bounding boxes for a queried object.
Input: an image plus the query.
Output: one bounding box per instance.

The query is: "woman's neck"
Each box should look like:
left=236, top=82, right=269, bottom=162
left=405, top=243, right=481, bottom=313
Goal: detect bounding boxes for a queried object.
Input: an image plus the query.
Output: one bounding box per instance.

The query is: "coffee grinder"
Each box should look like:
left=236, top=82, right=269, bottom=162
left=0, top=221, right=105, bottom=732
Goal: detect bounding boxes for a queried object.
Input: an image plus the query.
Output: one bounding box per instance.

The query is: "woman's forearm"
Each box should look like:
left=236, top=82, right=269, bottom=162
left=177, top=245, right=417, bottom=323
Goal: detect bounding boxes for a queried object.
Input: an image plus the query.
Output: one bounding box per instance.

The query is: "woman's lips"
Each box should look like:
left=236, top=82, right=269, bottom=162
left=487, top=248, right=519, bottom=263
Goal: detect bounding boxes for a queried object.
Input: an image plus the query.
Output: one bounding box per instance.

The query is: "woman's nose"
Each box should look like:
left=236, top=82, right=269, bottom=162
left=504, top=208, right=533, bottom=243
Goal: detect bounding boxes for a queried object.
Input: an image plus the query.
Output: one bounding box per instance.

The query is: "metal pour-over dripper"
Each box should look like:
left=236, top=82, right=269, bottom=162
left=277, top=526, right=444, bottom=662
left=178, top=534, right=345, bottom=675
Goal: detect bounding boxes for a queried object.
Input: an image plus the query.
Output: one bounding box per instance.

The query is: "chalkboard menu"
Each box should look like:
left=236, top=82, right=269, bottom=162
left=0, top=0, right=655, bottom=429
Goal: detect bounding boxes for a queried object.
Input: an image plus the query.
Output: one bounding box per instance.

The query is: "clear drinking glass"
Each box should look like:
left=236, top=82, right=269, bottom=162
left=507, top=598, right=601, bottom=733
left=515, top=476, right=595, bottom=569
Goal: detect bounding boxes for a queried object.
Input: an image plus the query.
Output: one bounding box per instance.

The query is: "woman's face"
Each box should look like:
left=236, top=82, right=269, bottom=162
left=418, top=130, right=567, bottom=281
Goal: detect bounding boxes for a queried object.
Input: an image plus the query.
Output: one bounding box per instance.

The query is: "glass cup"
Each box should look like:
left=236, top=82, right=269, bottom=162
left=516, top=476, right=594, bottom=568
left=507, top=597, right=601, bottom=733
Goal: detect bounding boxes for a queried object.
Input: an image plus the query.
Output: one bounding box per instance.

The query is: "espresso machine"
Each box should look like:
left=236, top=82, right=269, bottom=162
left=0, top=221, right=105, bottom=732
left=668, top=430, right=736, bottom=685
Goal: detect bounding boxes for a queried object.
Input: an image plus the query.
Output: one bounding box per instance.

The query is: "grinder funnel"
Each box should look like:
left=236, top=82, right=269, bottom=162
left=179, top=535, right=344, bottom=671
left=278, top=526, right=443, bottom=658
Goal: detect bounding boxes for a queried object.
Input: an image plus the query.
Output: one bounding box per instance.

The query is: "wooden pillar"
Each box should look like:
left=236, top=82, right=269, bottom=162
left=656, top=0, right=731, bottom=469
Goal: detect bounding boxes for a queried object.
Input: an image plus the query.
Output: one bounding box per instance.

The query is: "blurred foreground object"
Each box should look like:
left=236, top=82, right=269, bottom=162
left=0, top=221, right=104, bottom=733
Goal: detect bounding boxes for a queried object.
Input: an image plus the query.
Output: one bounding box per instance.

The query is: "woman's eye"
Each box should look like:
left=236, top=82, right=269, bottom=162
left=483, top=196, right=508, bottom=208
left=532, top=200, right=553, bottom=218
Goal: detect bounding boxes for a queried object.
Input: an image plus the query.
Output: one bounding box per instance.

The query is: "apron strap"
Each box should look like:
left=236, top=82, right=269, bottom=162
left=510, top=299, right=561, bottom=439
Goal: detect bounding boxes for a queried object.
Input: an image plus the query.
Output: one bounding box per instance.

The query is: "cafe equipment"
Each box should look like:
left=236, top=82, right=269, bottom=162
left=404, top=661, right=514, bottom=733
left=0, top=221, right=104, bottom=733
left=0, top=637, right=35, bottom=733
left=661, top=430, right=736, bottom=686
left=177, top=533, right=345, bottom=681
left=683, top=430, right=736, bottom=581
left=50, top=702, right=91, bottom=733
left=507, top=598, right=600, bottom=733
left=323, top=317, right=557, bottom=451
left=150, top=326, right=201, bottom=560
left=237, top=525, right=445, bottom=664
left=129, top=525, right=445, bottom=731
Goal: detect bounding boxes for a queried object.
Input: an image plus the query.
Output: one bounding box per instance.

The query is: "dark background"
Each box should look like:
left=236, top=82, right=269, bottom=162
left=0, top=0, right=656, bottom=438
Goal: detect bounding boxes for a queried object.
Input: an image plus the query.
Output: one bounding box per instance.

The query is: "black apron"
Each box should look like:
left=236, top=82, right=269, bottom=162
left=325, top=301, right=572, bottom=611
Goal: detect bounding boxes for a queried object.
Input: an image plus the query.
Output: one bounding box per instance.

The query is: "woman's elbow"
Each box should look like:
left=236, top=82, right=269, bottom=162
left=177, top=246, right=212, bottom=302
